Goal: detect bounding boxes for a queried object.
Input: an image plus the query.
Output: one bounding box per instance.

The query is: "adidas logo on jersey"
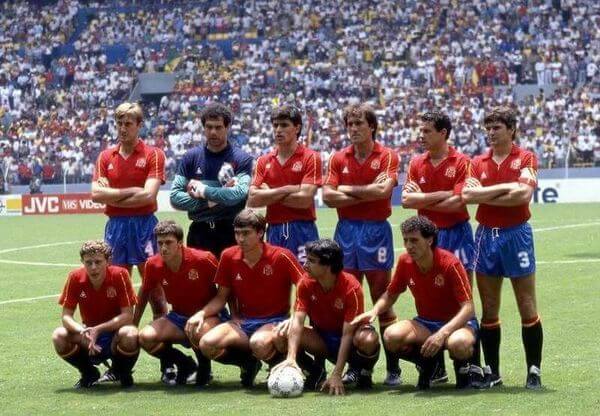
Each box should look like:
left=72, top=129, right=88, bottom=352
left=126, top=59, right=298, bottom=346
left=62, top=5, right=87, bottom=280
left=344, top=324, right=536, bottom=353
left=80, top=291, right=87, bottom=298
left=342, top=166, right=349, bottom=174
left=107, top=163, right=114, bottom=170
left=235, top=273, right=242, bottom=281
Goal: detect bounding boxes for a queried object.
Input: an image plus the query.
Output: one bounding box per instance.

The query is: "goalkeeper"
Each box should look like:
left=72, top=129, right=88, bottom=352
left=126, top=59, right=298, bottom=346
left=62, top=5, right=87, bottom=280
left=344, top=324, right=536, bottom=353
left=170, top=102, right=253, bottom=257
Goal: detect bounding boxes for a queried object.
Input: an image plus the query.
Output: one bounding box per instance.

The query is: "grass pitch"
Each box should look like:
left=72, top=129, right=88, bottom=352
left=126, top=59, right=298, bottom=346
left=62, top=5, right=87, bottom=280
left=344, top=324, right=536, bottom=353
left=0, top=204, right=599, bottom=415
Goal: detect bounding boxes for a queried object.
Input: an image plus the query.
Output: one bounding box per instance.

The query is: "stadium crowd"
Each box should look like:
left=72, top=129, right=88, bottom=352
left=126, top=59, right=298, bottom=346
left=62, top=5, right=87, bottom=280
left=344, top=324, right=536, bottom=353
left=0, top=0, right=599, bottom=188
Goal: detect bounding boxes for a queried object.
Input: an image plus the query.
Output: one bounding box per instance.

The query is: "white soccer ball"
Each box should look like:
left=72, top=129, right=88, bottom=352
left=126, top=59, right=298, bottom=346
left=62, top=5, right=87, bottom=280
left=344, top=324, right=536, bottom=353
left=268, top=366, right=304, bottom=398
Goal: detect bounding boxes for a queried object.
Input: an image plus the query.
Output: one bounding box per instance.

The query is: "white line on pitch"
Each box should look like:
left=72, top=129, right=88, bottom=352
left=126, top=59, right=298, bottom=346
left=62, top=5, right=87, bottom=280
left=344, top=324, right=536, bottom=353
left=0, top=241, right=82, bottom=255
left=0, top=259, right=78, bottom=267
left=534, top=222, right=600, bottom=232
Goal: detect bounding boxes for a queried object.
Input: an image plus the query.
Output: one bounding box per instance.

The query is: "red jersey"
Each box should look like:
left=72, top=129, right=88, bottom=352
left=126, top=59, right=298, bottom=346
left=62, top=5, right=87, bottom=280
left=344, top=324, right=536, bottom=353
left=252, top=145, right=321, bottom=223
left=295, top=271, right=363, bottom=335
left=143, top=247, right=219, bottom=316
left=59, top=265, right=137, bottom=327
left=406, top=146, right=470, bottom=228
left=470, top=144, right=537, bottom=227
left=93, top=140, right=166, bottom=216
left=387, top=248, right=471, bottom=322
left=325, top=141, right=399, bottom=220
left=215, top=243, right=304, bottom=319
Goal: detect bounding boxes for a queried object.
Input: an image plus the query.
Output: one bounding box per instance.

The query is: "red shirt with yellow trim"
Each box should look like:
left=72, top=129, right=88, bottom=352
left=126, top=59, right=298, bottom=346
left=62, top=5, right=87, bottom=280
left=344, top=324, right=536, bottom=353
left=58, top=265, right=137, bottom=327
left=251, top=145, right=322, bottom=223
left=324, top=141, right=399, bottom=221
left=143, top=246, right=219, bottom=317
left=470, top=144, right=537, bottom=228
left=93, top=139, right=166, bottom=216
left=215, top=243, right=304, bottom=319
left=387, top=248, right=471, bottom=322
left=406, top=146, right=470, bottom=228
left=295, top=271, right=364, bottom=335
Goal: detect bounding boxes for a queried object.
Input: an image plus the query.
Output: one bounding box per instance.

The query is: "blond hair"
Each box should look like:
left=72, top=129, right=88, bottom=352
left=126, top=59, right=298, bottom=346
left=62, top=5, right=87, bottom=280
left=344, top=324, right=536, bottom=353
left=115, top=102, right=143, bottom=124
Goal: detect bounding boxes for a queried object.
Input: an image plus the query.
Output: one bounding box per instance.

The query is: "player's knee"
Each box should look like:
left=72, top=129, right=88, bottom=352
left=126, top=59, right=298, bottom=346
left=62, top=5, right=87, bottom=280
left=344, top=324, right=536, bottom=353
left=249, top=333, right=273, bottom=359
left=447, top=333, right=474, bottom=360
left=52, top=326, right=69, bottom=349
left=119, top=325, right=139, bottom=342
left=199, top=334, right=220, bottom=358
left=383, top=328, right=406, bottom=352
left=138, top=325, right=157, bottom=348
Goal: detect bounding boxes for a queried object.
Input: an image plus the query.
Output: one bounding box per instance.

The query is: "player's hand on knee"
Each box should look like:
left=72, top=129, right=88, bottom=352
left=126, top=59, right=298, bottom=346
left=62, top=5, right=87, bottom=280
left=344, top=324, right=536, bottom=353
left=421, top=332, right=445, bottom=357
left=274, top=319, right=291, bottom=337
left=322, top=373, right=345, bottom=395
left=351, top=310, right=377, bottom=326
left=185, top=311, right=205, bottom=338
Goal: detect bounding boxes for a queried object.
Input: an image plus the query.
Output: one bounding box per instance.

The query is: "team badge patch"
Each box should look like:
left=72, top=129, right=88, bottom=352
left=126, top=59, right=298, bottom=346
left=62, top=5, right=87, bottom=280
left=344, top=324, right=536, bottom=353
left=106, top=286, right=117, bottom=298
left=334, top=298, right=344, bottom=310
left=188, top=269, right=199, bottom=280
left=136, top=158, right=146, bottom=168
left=445, top=167, right=456, bottom=178
left=80, top=291, right=87, bottom=298
left=292, top=161, right=303, bottom=172
left=263, top=265, right=273, bottom=276
left=266, top=163, right=271, bottom=169
left=510, top=159, right=521, bottom=170
left=434, top=274, right=445, bottom=287
left=409, top=278, right=415, bottom=287
left=370, top=159, right=380, bottom=170
left=162, top=279, right=168, bottom=286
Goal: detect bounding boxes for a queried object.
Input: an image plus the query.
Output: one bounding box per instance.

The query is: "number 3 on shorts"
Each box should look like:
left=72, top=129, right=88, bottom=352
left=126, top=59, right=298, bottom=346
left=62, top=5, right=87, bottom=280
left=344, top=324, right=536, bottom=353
left=377, top=247, right=387, bottom=264
left=518, top=251, right=530, bottom=268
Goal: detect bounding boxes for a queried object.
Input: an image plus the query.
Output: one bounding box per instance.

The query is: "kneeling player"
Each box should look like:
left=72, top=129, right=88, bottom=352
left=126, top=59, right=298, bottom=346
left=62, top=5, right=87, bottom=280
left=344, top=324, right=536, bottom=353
left=135, top=220, right=224, bottom=387
left=52, top=241, right=139, bottom=388
left=185, top=209, right=305, bottom=387
left=354, top=217, right=480, bottom=389
left=273, top=239, right=380, bottom=395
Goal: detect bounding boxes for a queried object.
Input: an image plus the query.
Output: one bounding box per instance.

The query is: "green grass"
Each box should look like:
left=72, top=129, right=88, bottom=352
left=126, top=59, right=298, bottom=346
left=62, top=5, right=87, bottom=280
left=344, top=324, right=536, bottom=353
left=1, top=205, right=599, bottom=415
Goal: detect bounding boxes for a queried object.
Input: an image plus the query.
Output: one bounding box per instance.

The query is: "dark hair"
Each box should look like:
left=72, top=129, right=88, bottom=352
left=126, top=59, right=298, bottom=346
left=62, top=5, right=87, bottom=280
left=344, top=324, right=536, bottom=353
left=270, top=104, right=302, bottom=137
left=200, top=102, right=233, bottom=128
left=420, top=111, right=452, bottom=140
left=484, top=106, right=518, bottom=140
left=154, top=220, right=184, bottom=242
left=233, top=208, right=267, bottom=234
left=305, top=239, right=344, bottom=274
left=400, top=216, right=438, bottom=248
left=342, top=103, right=378, bottom=140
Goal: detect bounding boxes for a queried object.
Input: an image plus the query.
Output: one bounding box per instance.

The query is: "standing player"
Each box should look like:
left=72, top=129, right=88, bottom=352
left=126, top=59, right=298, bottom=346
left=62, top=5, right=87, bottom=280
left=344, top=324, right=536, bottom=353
left=273, top=239, right=380, bottom=394
left=353, top=217, right=479, bottom=390
left=135, top=220, right=223, bottom=387
left=462, top=107, right=543, bottom=389
left=170, top=102, right=253, bottom=257
left=184, top=209, right=305, bottom=388
left=322, top=103, right=400, bottom=386
left=247, top=104, right=321, bottom=263
left=91, top=101, right=167, bottom=318
left=401, top=111, right=477, bottom=382
left=52, top=241, right=139, bottom=388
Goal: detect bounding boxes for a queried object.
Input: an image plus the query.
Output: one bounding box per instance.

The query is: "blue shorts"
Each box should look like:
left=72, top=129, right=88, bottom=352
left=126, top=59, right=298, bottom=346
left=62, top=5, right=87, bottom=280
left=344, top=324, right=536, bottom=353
left=334, top=219, right=394, bottom=271
left=473, top=222, right=536, bottom=278
left=315, top=328, right=342, bottom=361
left=438, top=221, right=475, bottom=272
left=267, top=220, right=319, bottom=264
left=239, top=315, right=288, bottom=338
left=413, top=316, right=479, bottom=335
left=166, top=310, right=231, bottom=348
left=105, top=214, right=158, bottom=266
left=90, top=331, right=115, bottom=365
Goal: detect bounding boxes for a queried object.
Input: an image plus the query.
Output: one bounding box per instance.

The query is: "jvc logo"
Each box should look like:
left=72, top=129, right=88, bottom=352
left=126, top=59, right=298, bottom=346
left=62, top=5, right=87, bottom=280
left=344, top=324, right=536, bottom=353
left=23, top=196, right=60, bottom=214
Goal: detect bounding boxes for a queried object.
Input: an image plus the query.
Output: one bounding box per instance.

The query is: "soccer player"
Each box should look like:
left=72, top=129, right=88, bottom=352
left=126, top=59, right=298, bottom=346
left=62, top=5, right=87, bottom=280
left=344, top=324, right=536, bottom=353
left=170, top=102, right=253, bottom=257
left=184, top=209, right=305, bottom=387
left=135, top=220, right=223, bottom=387
left=273, top=239, right=380, bottom=395
left=353, top=216, right=479, bottom=390
left=91, top=101, right=167, bottom=321
left=402, top=111, right=477, bottom=383
left=52, top=241, right=139, bottom=388
left=462, top=106, right=543, bottom=389
left=322, top=102, right=400, bottom=386
left=247, top=104, right=321, bottom=263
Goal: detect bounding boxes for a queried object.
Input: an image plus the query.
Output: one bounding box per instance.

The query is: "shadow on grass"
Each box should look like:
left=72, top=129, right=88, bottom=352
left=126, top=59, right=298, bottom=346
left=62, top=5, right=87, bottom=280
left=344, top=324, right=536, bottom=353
left=386, top=383, right=557, bottom=397
left=54, top=380, right=271, bottom=395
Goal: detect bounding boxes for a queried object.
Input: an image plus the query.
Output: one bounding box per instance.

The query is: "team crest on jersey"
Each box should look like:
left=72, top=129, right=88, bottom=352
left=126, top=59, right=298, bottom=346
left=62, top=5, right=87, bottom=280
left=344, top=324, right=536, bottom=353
left=370, top=159, right=380, bottom=170
left=135, top=158, right=146, bottom=168
left=445, top=167, right=456, bottom=178
left=434, top=274, right=445, bottom=287
left=162, top=279, right=168, bottom=286
left=510, top=159, right=521, bottom=170
left=107, top=163, right=114, bottom=170
left=292, top=161, right=303, bottom=172
left=263, top=265, right=273, bottom=276
left=80, top=290, right=87, bottom=298
left=342, top=166, right=349, bottom=174
left=266, top=163, right=271, bottom=169
left=188, top=269, right=199, bottom=280
left=106, top=286, right=117, bottom=298
left=409, top=278, right=415, bottom=286
left=334, top=298, right=344, bottom=310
